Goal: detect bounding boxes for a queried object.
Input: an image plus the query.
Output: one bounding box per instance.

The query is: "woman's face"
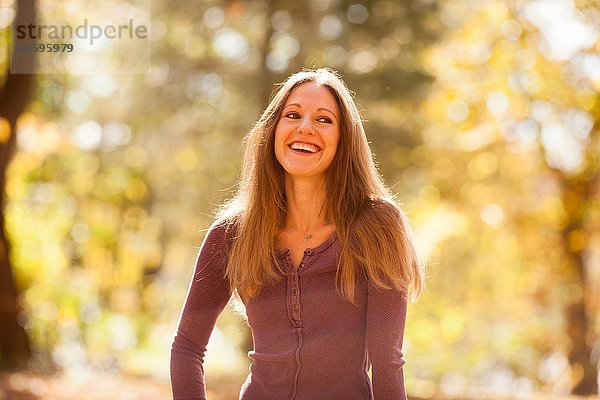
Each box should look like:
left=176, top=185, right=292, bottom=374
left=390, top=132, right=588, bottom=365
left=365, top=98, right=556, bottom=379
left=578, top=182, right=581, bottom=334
left=274, top=82, right=341, bottom=180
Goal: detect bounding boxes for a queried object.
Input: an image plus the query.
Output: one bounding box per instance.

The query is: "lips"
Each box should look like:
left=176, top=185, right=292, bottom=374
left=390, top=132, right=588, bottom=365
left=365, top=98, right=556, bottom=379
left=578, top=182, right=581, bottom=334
left=288, top=141, right=321, bottom=153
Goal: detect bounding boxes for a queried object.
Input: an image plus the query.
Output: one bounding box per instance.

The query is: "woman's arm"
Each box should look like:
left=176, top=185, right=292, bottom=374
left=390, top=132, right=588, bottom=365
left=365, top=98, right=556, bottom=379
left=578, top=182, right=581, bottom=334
left=170, top=220, right=233, bottom=400
left=366, top=283, right=408, bottom=400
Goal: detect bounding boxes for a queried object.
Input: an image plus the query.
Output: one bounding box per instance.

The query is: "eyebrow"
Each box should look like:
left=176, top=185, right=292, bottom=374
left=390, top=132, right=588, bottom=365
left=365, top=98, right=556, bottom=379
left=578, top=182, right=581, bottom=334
left=283, top=103, right=338, bottom=121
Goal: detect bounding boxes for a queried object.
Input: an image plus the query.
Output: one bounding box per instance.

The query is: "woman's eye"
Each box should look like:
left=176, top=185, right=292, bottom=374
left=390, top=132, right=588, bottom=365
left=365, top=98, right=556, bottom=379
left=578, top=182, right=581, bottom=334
left=285, top=112, right=300, bottom=119
left=317, top=117, right=332, bottom=124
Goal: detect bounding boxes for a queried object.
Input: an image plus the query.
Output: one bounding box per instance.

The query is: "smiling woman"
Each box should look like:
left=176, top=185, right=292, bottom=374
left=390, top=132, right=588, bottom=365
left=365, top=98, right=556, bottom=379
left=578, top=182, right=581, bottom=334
left=170, top=67, right=425, bottom=400
left=274, top=81, right=340, bottom=181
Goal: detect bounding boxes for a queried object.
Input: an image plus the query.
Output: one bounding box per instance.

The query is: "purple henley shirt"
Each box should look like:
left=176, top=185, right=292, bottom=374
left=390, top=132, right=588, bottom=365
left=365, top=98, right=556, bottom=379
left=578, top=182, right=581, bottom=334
left=170, top=219, right=408, bottom=400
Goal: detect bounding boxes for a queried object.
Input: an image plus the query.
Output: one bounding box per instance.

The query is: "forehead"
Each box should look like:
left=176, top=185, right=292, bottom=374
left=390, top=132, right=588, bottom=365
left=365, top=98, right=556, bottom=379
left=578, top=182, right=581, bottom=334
left=284, top=82, right=340, bottom=113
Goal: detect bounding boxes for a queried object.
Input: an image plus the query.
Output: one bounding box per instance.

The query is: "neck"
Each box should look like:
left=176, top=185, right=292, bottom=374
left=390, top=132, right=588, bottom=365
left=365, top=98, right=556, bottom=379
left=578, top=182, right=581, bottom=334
left=283, top=174, right=330, bottom=233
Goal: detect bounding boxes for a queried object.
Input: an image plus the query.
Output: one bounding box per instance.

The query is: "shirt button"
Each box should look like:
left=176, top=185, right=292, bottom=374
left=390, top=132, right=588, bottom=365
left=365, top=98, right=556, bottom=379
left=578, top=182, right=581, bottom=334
left=304, top=249, right=313, bottom=256
left=293, top=304, right=299, bottom=310
left=299, top=263, right=304, bottom=268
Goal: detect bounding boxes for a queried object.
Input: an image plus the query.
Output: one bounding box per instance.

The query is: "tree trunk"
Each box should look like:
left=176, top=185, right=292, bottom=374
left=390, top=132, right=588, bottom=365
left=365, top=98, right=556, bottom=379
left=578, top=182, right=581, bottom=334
left=560, top=176, right=599, bottom=395
left=554, top=111, right=599, bottom=394
left=0, top=0, right=37, bottom=370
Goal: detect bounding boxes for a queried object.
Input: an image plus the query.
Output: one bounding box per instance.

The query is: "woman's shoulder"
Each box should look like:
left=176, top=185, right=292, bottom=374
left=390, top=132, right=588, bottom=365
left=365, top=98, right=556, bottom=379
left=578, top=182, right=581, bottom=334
left=347, top=196, right=402, bottom=242
left=366, top=196, right=403, bottom=219
left=196, top=218, right=239, bottom=261
left=356, top=196, right=413, bottom=238
left=369, top=196, right=395, bottom=208
left=208, top=216, right=240, bottom=244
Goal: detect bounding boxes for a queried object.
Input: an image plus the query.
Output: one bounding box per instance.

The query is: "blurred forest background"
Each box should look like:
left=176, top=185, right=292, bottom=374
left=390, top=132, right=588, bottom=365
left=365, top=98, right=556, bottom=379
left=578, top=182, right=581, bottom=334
left=0, top=0, right=599, bottom=399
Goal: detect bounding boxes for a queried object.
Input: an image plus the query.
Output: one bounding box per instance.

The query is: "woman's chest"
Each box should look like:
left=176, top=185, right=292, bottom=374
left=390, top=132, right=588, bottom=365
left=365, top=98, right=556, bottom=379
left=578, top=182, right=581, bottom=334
left=277, top=227, right=336, bottom=269
left=243, top=263, right=368, bottom=331
left=286, top=248, right=309, bottom=269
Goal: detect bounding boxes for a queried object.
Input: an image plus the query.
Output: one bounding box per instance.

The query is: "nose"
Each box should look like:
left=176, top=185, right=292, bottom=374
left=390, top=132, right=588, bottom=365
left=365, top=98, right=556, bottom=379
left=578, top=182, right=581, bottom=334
left=297, top=116, right=315, bottom=135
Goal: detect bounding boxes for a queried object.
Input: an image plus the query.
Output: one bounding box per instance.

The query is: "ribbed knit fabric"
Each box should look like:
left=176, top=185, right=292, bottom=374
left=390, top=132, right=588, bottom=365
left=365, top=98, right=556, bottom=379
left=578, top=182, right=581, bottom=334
left=170, top=219, right=408, bottom=400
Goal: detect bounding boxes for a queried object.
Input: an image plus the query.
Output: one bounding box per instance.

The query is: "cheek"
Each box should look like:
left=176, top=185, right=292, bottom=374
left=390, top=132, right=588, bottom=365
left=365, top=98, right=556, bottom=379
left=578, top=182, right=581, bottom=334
left=329, top=130, right=340, bottom=151
left=273, top=128, right=283, bottom=147
left=274, top=121, right=287, bottom=140
left=273, top=128, right=286, bottom=160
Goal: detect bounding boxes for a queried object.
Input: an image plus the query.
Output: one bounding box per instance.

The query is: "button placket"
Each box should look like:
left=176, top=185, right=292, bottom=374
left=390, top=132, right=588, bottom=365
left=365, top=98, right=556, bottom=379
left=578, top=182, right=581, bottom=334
left=286, top=248, right=315, bottom=329
left=290, top=267, right=302, bottom=325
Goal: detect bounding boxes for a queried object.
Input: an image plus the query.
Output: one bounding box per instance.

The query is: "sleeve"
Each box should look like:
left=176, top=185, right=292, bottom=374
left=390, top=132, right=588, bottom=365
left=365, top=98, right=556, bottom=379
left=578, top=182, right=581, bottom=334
left=170, top=220, right=233, bottom=400
left=366, top=282, right=408, bottom=400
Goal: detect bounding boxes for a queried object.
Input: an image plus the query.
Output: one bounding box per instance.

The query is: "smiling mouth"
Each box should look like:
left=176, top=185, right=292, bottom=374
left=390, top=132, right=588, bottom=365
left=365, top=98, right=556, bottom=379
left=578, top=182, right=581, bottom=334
left=289, top=147, right=320, bottom=157
left=288, top=142, right=321, bottom=155
left=289, top=146, right=316, bottom=155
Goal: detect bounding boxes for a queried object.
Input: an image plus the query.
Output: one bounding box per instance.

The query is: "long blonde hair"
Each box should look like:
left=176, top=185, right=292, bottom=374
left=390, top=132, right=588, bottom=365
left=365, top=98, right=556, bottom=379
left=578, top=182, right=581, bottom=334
left=215, top=67, right=425, bottom=305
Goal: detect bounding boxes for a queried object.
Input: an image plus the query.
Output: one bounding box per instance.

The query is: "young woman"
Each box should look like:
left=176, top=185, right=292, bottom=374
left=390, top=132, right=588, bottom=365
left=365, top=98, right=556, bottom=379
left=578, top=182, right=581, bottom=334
left=170, top=67, right=425, bottom=400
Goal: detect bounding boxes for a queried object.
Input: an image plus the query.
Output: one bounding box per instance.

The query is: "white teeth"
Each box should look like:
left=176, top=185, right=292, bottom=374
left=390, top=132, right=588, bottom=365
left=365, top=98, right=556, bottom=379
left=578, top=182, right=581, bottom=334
left=290, top=142, right=320, bottom=153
